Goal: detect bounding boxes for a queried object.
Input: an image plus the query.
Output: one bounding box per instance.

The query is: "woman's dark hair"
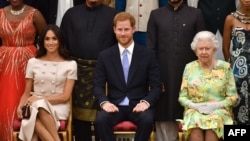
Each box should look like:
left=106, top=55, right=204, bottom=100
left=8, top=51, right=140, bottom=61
left=36, top=24, right=72, bottom=60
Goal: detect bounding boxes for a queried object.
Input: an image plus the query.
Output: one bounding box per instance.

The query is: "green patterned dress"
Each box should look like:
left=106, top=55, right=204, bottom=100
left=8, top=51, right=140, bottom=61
left=178, top=60, right=238, bottom=139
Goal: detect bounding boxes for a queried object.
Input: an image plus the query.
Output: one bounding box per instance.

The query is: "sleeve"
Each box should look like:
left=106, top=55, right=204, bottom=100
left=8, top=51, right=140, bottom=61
left=141, top=50, right=161, bottom=106
left=178, top=64, right=192, bottom=107
left=146, top=10, right=158, bottom=53
left=25, top=58, right=35, bottom=79
left=221, top=64, right=238, bottom=108
left=60, top=10, right=72, bottom=50
left=93, top=53, right=109, bottom=105
left=67, top=61, right=78, bottom=80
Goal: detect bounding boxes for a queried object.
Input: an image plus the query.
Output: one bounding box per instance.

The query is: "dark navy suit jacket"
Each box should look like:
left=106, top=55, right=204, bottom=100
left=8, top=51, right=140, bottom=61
left=93, top=43, right=161, bottom=108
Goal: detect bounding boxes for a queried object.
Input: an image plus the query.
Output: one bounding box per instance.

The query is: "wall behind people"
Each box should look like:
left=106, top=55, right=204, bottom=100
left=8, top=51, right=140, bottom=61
left=115, top=0, right=167, bottom=46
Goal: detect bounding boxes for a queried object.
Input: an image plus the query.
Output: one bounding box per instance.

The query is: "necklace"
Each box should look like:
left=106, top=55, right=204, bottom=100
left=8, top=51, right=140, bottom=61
left=232, top=11, right=250, bottom=24
left=236, top=10, right=250, bottom=16
left=10, top=5, right=26, bottom=15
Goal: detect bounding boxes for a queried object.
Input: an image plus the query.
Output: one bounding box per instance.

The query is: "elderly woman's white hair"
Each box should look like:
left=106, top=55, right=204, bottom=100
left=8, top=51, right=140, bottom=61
left=190, top=31, right=219, bottom=51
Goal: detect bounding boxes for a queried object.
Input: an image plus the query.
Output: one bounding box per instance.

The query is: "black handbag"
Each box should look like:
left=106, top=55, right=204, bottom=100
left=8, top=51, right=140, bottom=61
left=22, top=104, right=31, bottom=119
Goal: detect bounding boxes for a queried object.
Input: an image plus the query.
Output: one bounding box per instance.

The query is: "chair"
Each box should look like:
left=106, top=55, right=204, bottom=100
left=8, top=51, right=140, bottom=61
left=12, top=98, right=72, bottom=141
left=113, top=121, right=155, bottom=141
left=176, top=119, right=185, bottom=141
left=106, top=84, right=154, bottom=141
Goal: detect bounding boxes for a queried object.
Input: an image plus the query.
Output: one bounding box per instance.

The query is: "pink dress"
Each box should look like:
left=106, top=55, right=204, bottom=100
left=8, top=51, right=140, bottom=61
left=0, top=9, right=37, bottom=141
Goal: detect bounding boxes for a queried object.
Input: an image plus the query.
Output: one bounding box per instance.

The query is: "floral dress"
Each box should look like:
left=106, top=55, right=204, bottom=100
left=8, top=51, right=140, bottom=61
left=178, top=60, right=238, bottom=139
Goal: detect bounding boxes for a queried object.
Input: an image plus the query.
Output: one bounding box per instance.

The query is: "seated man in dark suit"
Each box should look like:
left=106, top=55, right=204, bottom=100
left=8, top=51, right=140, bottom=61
left=93, top=12, right=161, bottom=141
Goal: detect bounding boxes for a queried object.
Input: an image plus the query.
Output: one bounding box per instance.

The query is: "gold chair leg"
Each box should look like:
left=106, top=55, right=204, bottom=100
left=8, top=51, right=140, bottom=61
left=178, top=132, right=184, bottom=141
left=149, top=131, right=154, bottom=141
left=61, top=132, right=67, bottom=141
left=13, top=132, right=19, bottom=141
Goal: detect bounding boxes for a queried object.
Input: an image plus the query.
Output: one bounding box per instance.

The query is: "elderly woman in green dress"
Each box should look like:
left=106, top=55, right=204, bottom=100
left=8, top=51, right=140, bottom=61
left=178, top=31, right=238, bottom=141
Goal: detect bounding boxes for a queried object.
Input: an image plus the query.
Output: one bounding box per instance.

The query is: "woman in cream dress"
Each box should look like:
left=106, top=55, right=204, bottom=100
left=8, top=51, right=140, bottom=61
left=17, top=25, right=77, bottom=141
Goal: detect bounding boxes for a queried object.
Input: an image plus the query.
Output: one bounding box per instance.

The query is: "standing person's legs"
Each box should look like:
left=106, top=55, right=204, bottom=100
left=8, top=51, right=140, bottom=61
left=73, top=118, right=92, bottom=141
left=155, top=121, right=178, bottom=141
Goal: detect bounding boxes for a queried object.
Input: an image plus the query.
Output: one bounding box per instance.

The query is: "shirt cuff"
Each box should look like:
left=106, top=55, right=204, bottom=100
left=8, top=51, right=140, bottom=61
left=140, top=100, right=150, bottom=107
left=100, top=101, right=109, bottom=108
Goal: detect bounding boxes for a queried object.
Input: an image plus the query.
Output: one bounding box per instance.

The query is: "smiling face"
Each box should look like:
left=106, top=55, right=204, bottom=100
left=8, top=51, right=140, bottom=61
left=44, top=30, right=59, bottom=54
left=195, top=40, right=215, bottom=65
left=114, top=20, right=135, bottom=48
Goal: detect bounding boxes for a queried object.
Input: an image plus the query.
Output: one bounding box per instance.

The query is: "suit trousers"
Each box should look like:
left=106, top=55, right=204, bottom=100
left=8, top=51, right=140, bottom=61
left=95, top=106, right=154, bottom=141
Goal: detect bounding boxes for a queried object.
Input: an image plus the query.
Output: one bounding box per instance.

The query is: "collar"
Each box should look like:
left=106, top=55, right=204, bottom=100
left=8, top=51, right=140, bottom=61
left=167, top=2, right=184, bottom=11
left=118, top=42, right=134, bottom=56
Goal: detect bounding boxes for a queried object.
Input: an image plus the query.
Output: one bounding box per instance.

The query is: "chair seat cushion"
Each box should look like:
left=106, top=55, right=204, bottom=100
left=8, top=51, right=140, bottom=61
left=13, top=119, right=68, bottom=131
left=113, top=121, right=137, bottom=131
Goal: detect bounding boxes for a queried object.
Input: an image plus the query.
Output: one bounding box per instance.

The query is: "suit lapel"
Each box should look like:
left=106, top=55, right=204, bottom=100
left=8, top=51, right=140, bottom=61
left=111, top=45, right=127, bottom=85
left=111, top=44, right=143, bottom=86
left=127, top=45, right=142, bottom=85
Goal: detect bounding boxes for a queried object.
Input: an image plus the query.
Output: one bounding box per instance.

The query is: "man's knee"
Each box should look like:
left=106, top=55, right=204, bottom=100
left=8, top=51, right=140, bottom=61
left=95, top=112, right=110, bottom=125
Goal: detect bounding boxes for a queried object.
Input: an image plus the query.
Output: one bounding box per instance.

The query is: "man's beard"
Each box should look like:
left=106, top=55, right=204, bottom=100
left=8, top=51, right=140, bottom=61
left=169, top=0, right=182, bottom=4
left=89, top=2, right=101, bottom=7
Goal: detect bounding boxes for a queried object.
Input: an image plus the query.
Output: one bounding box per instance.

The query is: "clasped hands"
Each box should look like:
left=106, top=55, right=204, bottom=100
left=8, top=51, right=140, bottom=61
left=188, top=101, right=223, bottom=114
left=102, top=101, right=149, bottom=113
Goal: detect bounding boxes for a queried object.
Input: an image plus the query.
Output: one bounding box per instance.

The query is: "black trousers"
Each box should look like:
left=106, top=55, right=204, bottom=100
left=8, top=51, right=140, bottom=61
left=73, top=118, right=100, bottom=141
left=95, top=106, right=154, bottom=141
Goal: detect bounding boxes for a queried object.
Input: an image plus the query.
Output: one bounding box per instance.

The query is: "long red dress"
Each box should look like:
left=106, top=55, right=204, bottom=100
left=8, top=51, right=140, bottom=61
left=0, top=9, right=37, bottom=141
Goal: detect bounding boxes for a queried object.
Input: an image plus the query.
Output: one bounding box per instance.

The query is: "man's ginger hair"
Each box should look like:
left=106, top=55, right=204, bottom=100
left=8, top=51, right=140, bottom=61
left=113, top=12, right=136, bottom=27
